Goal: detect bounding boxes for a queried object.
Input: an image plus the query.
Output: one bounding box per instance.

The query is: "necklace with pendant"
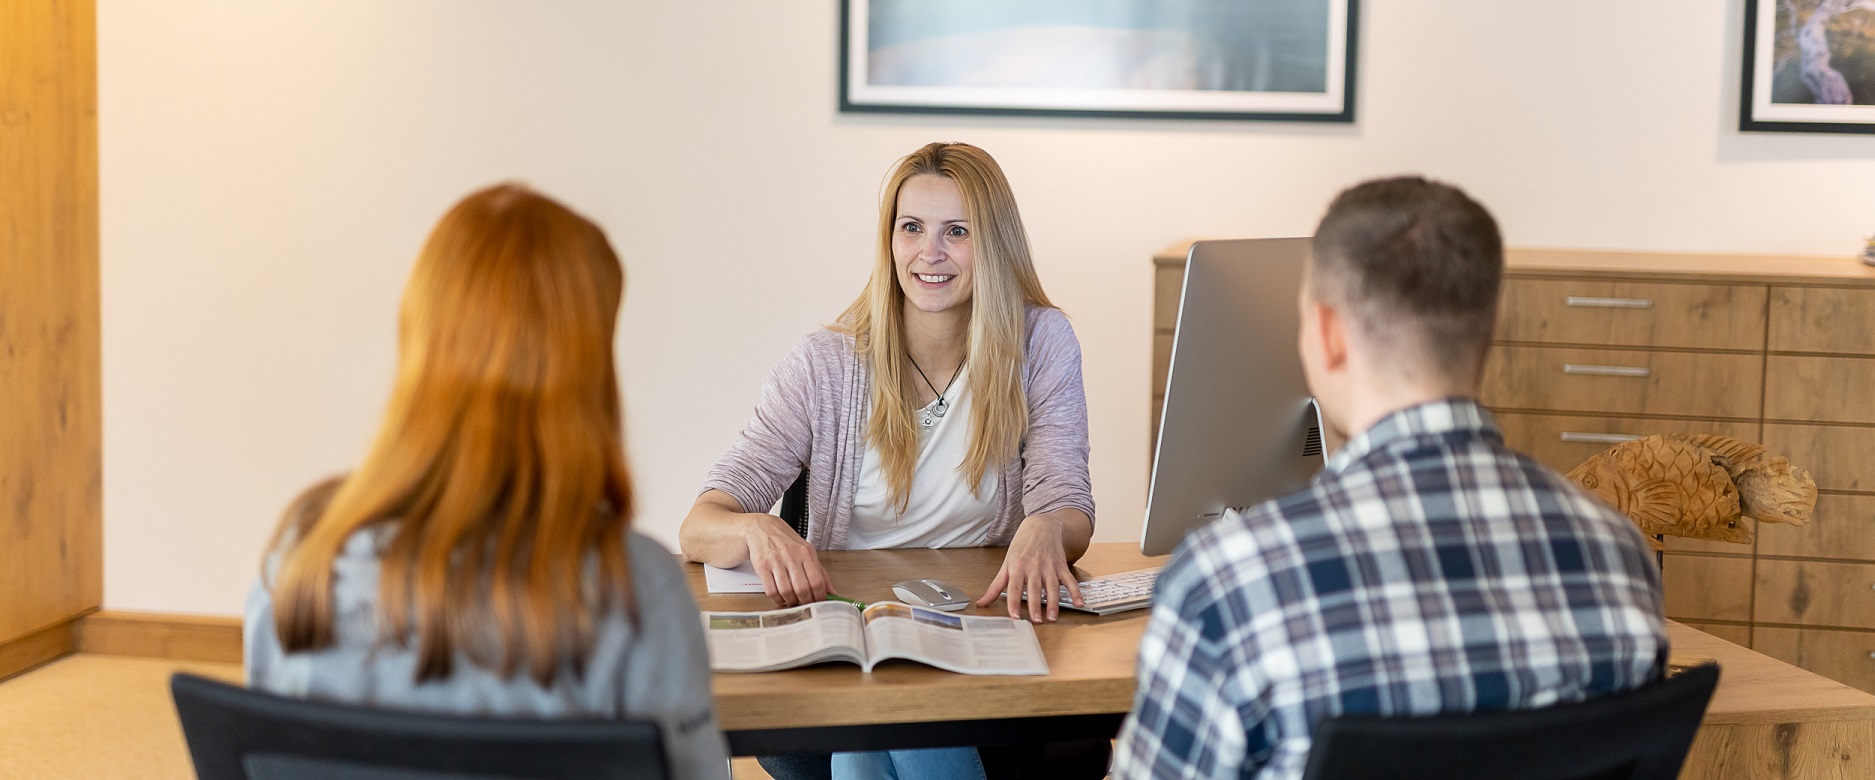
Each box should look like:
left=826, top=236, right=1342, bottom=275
left=908, top=352, right=965, bottom=430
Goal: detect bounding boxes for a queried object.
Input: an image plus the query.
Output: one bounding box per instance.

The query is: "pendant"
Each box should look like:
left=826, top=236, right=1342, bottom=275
left=921, top=411, right=937, bottom=429
left=931, top=397, right=949, bottom=419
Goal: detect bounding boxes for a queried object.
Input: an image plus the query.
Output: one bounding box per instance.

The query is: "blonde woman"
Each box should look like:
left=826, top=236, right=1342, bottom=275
left=679, top=143, right=1100, bottom=780
left=246, top=185, right=727, bottom=779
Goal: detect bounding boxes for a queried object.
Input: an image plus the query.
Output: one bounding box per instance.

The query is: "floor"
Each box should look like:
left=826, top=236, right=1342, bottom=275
left=0, top=655, right=772, bottom=779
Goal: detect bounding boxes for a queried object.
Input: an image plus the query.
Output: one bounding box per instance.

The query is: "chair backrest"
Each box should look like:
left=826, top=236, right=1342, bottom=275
left=170, top=673, right=669, bottom=780
left=1299, top=663, right=1719, bottom=780
left=779, top=469, right=810, bottom=538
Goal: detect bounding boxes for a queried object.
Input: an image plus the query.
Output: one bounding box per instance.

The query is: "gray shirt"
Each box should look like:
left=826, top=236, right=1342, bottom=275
left=245, top=530, right=728, bottom=780
left=702, top=305, right=1095, bottom=550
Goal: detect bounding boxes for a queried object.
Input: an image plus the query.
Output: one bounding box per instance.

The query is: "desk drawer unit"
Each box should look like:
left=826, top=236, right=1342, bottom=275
left=1755, top=559, right=1875, bottom=629
left=1753, top=626, right=1875, bottom=694
left=1481, top=346, right=1762, bottom=419
left=1497, top=279, right=1766, bottom=350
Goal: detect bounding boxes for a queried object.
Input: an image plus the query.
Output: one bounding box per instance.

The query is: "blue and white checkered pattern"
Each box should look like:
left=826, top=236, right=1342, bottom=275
left=1112, top=399, right=1668, bottom=780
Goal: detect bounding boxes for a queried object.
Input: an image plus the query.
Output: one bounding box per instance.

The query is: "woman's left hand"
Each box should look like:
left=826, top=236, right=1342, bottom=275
left=978, top=511, right=1088, bottom=622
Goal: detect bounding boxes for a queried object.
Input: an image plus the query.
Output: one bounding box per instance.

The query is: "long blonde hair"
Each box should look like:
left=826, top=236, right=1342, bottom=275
left=266, top=183, right=636, bottom=686
left=837, top=142, right=1055, bottom=510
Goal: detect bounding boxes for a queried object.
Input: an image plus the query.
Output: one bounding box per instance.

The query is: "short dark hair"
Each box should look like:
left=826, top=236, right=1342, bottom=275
left=1309, top=176, right=1504, bottom=381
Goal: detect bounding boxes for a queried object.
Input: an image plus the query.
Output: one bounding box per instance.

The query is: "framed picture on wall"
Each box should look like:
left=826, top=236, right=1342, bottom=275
left=839, top=0, right=1360, bottom=123
left=1741, top=0, right=1875, bottom=134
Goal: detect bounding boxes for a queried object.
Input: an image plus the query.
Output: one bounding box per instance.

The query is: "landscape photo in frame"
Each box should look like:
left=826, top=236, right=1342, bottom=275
left=840, top=0, right=1359, bottom=122
left=1742, top=0, right=1875, bottom=133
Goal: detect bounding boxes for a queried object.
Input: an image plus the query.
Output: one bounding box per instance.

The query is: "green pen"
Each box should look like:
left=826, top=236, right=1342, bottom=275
left=825, top=593, right=867, bottom=609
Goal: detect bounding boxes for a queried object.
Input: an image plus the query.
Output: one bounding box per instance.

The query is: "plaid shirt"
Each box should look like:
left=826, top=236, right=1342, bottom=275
left=1113, top=398, right=1668, bottom=780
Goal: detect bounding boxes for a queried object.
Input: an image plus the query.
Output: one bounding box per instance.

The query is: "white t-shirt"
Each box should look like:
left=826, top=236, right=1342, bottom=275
left=847, top=369, right=999, bottom=549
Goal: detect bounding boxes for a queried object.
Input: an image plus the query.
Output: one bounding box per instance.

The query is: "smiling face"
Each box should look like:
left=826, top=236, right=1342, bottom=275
left=891, top=174, right=976, bottom=316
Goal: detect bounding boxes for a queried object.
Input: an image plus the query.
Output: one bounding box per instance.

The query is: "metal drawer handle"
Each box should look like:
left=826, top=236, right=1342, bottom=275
left=1561, top=432, right=1643, bottom=444
left=1563, top=364, right=1651, bottom=378
left=1567, top=296, right=1654, bottom=309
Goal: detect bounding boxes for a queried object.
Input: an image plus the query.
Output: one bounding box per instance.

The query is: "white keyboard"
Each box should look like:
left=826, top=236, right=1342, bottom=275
left=1020, top=567, right=1161, bottom=616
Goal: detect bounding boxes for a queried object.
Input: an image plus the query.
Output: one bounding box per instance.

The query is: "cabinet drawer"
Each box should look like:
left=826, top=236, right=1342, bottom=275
left=1760, top=494, right=1875, bottom=562
left=1753, top=626, right=1875, bottom=695
left=1755, top=559, right=1875, bottom=629
left=1765, top=355, right=1875, bottom=424
left=1481, top=346, right=1762, bottom=419
left=1770, top=287, right=1875, bottom=356
left=1762, top=424, right=1875, bottom=493
left=1663, top=555, right=1754, bottom=623
left=1497, top=278, right=1766, bottom=350
left=1492, top=412, right=1761, bottom=555
left=1494, top=412, right=1761, bottom=475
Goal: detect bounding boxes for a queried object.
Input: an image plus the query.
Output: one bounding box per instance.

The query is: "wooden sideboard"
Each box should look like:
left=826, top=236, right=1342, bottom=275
left=1151, top=241, right=1875, bottom=695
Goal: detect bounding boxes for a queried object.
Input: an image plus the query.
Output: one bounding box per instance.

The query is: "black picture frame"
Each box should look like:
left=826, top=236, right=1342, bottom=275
left=839, top=1, right=1360, bottom=123
left=1740, top=0, right=1875, bottom=134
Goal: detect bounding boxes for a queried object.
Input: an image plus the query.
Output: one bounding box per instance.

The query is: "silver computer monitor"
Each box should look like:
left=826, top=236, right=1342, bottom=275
left=1141, top=238, right=1328, bottom=556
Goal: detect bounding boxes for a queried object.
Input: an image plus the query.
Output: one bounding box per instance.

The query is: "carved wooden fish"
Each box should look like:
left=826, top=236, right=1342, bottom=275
left=1566, top=437, right=1747, bottom=545
left=1564, top=434, right=1816, bottom=549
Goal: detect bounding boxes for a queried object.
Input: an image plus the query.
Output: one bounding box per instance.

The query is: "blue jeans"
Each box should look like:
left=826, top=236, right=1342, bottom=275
left=831, top=748, right=987, bottom=780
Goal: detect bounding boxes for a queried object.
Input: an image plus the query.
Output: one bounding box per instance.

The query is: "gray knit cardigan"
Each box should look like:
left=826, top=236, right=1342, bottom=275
left=701, top=306, right=1095, bottom=550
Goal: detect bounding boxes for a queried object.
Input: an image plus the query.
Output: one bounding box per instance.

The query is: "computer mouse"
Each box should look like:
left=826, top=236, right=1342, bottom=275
left=891, top=578, right=970, bottom=612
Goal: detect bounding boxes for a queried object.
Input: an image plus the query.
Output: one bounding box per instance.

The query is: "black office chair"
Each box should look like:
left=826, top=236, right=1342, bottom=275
left=1299, top=663, right=1719, bottom=780
left=170, top=673, right=669, bottom=780
left=779, top=469, right=810, bottom=538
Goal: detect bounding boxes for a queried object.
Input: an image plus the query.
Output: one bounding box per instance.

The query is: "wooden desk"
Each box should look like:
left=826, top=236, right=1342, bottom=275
left=692, top=544, right=1875, bottom=773
left=1669, top=622, right=1875, bottom=777
left=688, top=544, right=1163, bottom=754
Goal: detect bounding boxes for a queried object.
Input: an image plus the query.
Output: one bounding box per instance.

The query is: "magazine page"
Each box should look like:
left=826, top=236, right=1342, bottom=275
left=701, top=601, right=867, bottom=672
left=859, top=602, right=1048, bottom=676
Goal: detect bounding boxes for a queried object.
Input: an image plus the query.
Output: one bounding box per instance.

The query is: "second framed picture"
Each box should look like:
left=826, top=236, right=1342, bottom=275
left=840, top=0, right=1360, bottom=123
left=1742, top=0, right=1875, bottom=134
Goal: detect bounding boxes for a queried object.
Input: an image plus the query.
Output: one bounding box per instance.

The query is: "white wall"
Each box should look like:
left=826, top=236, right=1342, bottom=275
left=99, top=0, right=1875, bottom=615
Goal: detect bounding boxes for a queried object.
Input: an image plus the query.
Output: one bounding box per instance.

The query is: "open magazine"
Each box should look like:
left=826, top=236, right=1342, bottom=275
left=701, top=600, right=1048, bottom=676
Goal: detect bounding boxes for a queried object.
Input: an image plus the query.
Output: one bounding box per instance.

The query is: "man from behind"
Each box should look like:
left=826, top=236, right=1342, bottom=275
left=1112, top=177, right=1669, bottom=780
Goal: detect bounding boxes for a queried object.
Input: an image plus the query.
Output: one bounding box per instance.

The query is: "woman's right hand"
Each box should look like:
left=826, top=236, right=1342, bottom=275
left=742, top=513, right=832, bottom=607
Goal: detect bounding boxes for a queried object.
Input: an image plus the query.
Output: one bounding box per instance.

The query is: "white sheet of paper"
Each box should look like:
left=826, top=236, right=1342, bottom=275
left=704, top=561, right=766, bottom=594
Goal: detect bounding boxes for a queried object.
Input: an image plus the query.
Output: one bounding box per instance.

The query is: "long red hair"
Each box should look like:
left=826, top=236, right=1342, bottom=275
left=266, top=183, right=635, bottom=685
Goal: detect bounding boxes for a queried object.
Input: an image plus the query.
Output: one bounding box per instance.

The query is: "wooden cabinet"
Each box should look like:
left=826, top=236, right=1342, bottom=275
left=1152, top=241, right=1875, bottom=693
left=0, top=0, right=102, bottom=681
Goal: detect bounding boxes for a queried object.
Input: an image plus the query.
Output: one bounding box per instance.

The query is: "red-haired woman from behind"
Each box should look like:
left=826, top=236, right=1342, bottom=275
left=245, top=184, right=727, bottom=779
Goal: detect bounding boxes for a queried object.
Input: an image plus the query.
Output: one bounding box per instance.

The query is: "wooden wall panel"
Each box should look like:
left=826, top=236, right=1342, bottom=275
left=0, top=0, right=101, bottom=645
